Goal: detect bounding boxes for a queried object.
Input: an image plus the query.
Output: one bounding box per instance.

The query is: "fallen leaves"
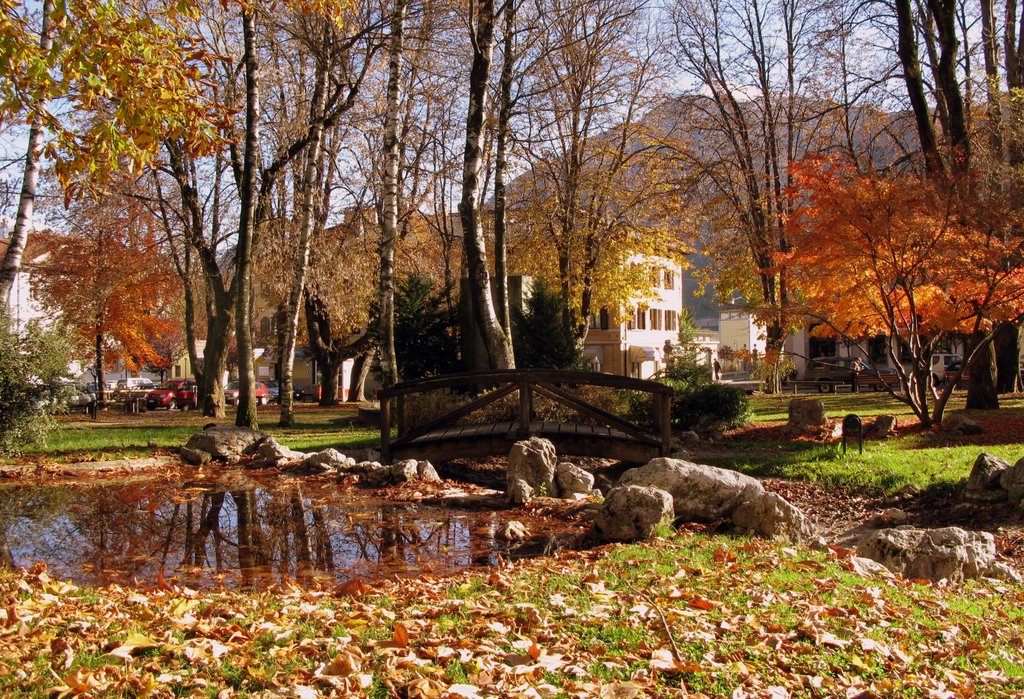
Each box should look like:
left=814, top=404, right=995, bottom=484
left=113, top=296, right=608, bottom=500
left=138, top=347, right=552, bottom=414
left=0, top=536, right=1022, bottom=698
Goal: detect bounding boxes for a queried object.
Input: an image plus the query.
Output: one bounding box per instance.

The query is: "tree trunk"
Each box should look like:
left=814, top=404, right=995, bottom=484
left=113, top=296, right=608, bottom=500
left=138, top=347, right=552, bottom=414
left=460, top=0, right=514, bottom=370
left=492, top=0, right=517, bottom=333
left=378, top=0, right=407, bottom=388
left=0, top=0, right=53, bottom=307
left=279, top=59, right=329, bottom=427
left=966, top=331, right=999, bottom=410
left=233, top=6, right=261, bottom=429
left=347, top=351, right=371, bottom=403
left=201, top=309, right=233, bottom=418
left=894, top=0, right=945, bottom=176
left=318, top=356, right=343, bottom=406
left=95, top=330, right=106, bottom=403
left=995, top=322, right=1020, bottom=393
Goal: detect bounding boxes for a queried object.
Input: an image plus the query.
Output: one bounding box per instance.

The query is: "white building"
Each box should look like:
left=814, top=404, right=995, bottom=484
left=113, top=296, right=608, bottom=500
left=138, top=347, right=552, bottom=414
left=583, top=261, right=686, bottom=379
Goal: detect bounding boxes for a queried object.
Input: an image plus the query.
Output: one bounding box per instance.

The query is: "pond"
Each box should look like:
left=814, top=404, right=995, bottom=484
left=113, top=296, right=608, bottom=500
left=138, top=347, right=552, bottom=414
left=0, top=474, right=548, bottom=589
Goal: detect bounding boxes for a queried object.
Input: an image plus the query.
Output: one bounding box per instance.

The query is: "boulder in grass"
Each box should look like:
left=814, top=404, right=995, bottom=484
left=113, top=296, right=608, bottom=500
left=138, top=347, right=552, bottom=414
left=732, top=492, right=819, bottom=545
left=856, top=526, right=1014, bottom=583
left=1001, top=457, right=1024, bottom=507
left=618, top=458, right=764, bottom=521
left=593, top=485, right=674, bottom=543
left=786, top=398, right=826, bottom=432
left=965, top=453, right=1010, bottom=502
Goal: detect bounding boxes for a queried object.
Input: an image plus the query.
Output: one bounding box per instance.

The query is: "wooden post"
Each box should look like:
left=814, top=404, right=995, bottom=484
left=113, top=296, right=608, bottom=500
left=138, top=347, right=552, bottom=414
left=380, top=394, right=391, bottom=463
left=658, top=393, right=671, bottom=456
left=517, top=376, right=530, bottom=438
left=397, top=394, right=407, bottom=437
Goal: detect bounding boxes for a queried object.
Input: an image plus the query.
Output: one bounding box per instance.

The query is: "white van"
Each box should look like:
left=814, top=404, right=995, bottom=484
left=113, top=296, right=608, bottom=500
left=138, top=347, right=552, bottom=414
left=930, top=353, right=961, bottom=383
left=116, top=377, right=158, bottom=391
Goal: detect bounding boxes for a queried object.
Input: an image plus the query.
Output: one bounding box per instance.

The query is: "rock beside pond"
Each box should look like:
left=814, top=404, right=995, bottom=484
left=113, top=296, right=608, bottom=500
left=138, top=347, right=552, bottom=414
left=180, top=446, right=211, bottom=466
left=593, top=485, right=674, bottom=542
left=391, top=459, right=420, bottom=482
left=556, top=461, right=595, bottom=498
left=182, top=426, right=268, bottom=463
left=254, top=437, right=307, bottom=465
left=618, top=458, right=764, bottom=521
left=856, top=526, right=1019, bottom=583
left=417, top=460, right=441, bottom=482
left=602, top=458, right=816, bottom=545
left=507, top=437, right=558, bottom=504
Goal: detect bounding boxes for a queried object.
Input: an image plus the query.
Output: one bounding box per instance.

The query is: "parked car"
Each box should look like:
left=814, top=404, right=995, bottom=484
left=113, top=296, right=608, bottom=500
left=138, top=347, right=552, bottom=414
left=804, top=356, right=899, bottom=393
left=65, top=384, right=96, bottom=412
left=224, top=380, right=271, bottom=405
left=930, top=353, right=962, bottom=385
left=263, top=379, right=304, bottom=403
left=146, top=379, right=188, bottom=410
left=174, top=380, right=199, bottom=409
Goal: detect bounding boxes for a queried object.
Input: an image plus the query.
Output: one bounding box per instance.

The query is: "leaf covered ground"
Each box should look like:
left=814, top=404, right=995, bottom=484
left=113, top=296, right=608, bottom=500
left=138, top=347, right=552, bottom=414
left=2, top=532, right=1022, bottom=699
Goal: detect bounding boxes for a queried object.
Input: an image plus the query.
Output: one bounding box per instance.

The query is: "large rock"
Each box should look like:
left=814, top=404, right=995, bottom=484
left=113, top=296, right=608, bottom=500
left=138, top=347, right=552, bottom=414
left=417, top=460, right=441, bottom=482
left=255, top=437, right=306, bottom=463
left=787, top=398, right=826, bottom=431
left=1001, top=457, right=1024, bottom=507
left=946, top=415, right=984, bottom=436
left=732, top=492, right=819, bottom=544
left=180, top=445, right=211, bottom=466
left=965, top=453, right=1010, bottom=502
left=301, top=448, right=350, bottom=473
left=618, top=458, right=764, bottom=521
left=507, top=437, right=558, bottom=502
left=183, top=426, right=268, bottom=462
left=593, top=486, right=674, bottom=542
left=391, top=459, right=420, bottom=482
left=507, top=478, right=534, bottom=506
left=555, top=462, right=595, bottom=498
left=872, top=414, right=897, bottom=437
left=855, top=526, right=1006, bottom=583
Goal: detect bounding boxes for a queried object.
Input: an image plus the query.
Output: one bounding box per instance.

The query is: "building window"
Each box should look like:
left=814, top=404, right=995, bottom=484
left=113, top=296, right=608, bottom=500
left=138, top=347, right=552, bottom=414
left=651, top=269, right=661, bottom=287
left=599, top=308, right=609, bottom=330
left=589, top=313, right=601, bottom=330
left=633, top=307, right=647, bottom=330
left=173, top=365, right=181, bottom=378
left=650, top=309, right=662, bottom=330
left=664, top=270, right=675, bottom=290
left=665, top=310, right=677, bottom=331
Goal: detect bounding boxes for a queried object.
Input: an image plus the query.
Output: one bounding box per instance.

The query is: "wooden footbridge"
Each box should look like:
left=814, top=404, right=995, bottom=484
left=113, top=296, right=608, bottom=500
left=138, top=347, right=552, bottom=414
left=379, top=369, right=672, bottom=464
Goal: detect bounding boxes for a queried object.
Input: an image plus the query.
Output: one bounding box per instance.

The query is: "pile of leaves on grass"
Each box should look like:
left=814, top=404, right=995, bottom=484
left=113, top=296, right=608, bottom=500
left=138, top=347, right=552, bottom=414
left=2, top=533, right=1022, bottom=698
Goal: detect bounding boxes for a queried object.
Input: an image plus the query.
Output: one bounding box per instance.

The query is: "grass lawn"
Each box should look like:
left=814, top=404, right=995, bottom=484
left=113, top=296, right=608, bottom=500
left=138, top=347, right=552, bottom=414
left=18, top=403, right=380, bottom=462
left=694, top=391, right=1024, bottom=496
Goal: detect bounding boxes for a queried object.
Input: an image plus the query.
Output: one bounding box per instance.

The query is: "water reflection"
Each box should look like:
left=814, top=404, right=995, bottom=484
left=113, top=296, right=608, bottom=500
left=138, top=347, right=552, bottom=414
left=0, top=478, right=515, bottom=589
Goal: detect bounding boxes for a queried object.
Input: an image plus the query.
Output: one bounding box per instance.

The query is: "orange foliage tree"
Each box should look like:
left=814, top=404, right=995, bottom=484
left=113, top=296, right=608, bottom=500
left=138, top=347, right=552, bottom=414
left=785, top=157, right=1024, bottom=427
left=32, top=198, right=180, bottom=401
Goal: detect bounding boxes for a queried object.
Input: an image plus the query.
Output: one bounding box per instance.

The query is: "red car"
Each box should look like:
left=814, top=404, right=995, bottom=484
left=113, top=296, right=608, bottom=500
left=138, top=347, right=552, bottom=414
left=224, top=380, right=271, bottom=405
left=146, top=379, right=189, bottom=410
left=174, top=380, right=199, bottom=409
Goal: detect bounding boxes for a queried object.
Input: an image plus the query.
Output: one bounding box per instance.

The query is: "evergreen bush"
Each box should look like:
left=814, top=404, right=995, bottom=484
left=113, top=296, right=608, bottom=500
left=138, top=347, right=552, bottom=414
left=0, top=317, right=73, bottom=455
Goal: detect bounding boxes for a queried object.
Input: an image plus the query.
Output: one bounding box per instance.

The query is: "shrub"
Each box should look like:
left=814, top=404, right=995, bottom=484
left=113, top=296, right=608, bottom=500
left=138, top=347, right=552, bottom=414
left=668, top=381, right=750, bottom=431
left=394, top=275, right=460, bottom=380
left=513, top=280, right=582, bottom=370
left=0, top=317, right=73, bottom=455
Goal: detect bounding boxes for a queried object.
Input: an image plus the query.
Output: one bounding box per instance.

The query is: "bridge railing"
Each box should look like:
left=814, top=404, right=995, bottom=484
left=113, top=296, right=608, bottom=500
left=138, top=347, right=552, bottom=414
left=378, top=369, right=673, bottom=463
